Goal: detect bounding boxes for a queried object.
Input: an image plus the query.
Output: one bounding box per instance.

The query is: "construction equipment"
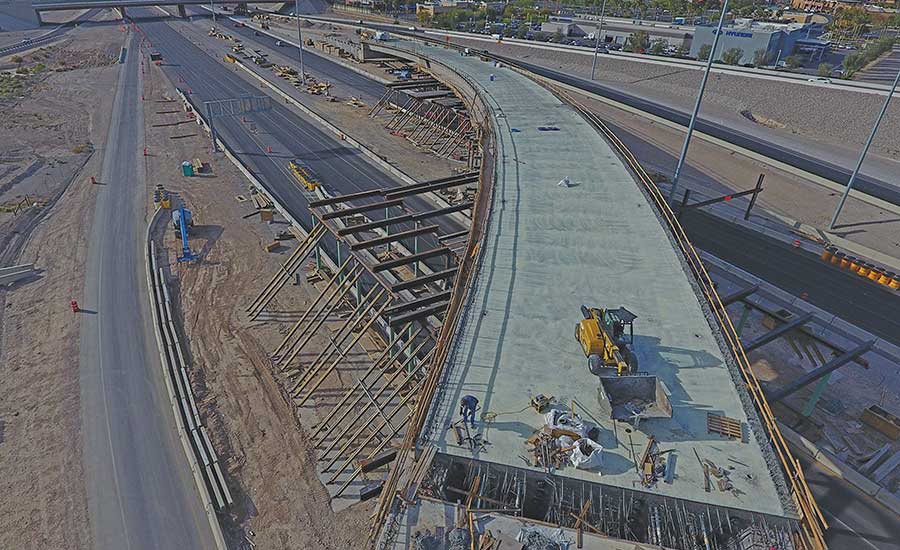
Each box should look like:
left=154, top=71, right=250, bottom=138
left=575, top=305, right=638, bottom=376
left=289, top=159, right=321, bottom=191
left=172, top=207, right=198, bottom=263
left=530, top=394, right=554, bottom=413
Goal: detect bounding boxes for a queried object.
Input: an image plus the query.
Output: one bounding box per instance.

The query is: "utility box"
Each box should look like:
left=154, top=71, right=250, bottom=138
left=181, top=161, right=194, bottom=177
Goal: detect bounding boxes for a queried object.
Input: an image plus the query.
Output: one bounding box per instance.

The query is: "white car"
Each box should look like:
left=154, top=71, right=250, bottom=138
left=807, top=77, right=832, bottom=84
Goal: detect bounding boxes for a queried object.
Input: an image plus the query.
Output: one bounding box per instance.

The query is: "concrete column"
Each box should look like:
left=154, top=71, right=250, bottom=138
left=177, top=4, right=187, bottom=18
left=117, top=6, right=126, bottom=19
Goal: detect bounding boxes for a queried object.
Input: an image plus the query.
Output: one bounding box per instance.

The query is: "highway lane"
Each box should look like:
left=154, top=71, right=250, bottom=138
left=680, top=208, right=900, bottom=346
left=795, top=452, right=900, bottom=550
left=78, top=28, right=215, bottom=549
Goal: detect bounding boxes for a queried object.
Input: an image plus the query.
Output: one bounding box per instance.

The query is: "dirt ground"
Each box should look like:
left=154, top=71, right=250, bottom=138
left=0, top=22, right=124, bottom=550
left=138, top=34, right=448, bottom=545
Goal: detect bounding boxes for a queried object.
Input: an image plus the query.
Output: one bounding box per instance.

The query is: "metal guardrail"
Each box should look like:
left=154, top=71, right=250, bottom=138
left=144, top=209, right=229, bottom=549
left=562, top=97, right=828, bottom=550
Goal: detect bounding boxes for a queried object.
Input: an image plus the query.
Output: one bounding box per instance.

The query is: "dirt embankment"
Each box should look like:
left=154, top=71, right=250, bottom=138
left=0, top=24, right=124, bottom=550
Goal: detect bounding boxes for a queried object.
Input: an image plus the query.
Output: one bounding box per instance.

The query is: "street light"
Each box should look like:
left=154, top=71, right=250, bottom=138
left=295, top=0, right=306, bottom=84
left=668, top=0, right=730, bottom=202
left=829, top=66, right=900, bottom=229
left=590, top=0, right=608, bottom=80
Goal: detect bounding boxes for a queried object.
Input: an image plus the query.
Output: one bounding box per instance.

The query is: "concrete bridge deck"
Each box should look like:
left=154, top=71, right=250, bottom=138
left=404, top=41, right=793, bottom=517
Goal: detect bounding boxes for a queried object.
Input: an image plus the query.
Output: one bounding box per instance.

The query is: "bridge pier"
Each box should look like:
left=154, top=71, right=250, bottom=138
left=176, top=4, right=187, bottom=18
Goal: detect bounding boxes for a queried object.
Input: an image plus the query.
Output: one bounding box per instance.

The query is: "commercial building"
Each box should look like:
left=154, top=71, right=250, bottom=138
left=689, top=19, right=822, bottom=66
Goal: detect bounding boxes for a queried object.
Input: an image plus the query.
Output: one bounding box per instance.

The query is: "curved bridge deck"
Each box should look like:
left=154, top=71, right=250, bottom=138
left=415, top=43, right=791, bottom=517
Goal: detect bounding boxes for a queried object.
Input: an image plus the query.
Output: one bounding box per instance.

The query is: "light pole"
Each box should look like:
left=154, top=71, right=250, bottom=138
left=590, top=0, right=608, bottom=80
left=295, top=0, right=306, bottom=84
left=668, top=0, right=729, bottom=202
left=829, top=66, right=900, bottom=229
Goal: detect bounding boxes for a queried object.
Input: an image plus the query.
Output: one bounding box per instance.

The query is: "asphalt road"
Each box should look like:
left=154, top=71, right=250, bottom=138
left=795, top=452, right=900, bottom=550
left=680, top=204, right=900, bottom=346
left=78, top=29, right=215, bottom=550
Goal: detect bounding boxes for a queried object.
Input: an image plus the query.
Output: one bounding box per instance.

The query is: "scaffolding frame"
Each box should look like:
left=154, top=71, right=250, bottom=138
left=425, top=454, right=800, bottom=550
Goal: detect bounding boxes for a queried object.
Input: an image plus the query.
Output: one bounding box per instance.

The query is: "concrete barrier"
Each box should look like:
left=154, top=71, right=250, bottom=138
left=144, top=207, right=228, bottom=550
left=779, top=421, right=900, bottom=515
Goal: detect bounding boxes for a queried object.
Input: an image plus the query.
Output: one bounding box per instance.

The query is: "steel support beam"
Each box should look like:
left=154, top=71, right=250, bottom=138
left=320, top=199, right=403, bottom=220
left=384, top=290, right=452, bottom=317
left=320, top=345, right=432, bottom=462
left=271, top=256, right=353, bottom=358
left=350, top=225, right=438, bottom=251
left=767, top=341, right=875, bottom=403
left=309, top=189, right=383, bottom=208
left=742, top=312, right=813, bottom=352
left=388, top=300, right=449, bottom=327
left=311, top=325, right=420, bottom=445
left=385, top=175, right=478, bottom=200
left=373, top=247, right=453, bottom=273
left=717, top=284, right=759, bottom=308
left=391, top=266, right=458, bottom=292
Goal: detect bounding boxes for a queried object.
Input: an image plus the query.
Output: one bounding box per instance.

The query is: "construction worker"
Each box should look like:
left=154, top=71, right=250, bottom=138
left=459, top=395, right=479, bottom=429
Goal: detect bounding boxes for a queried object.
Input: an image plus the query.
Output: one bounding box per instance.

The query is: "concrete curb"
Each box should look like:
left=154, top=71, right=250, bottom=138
left=144, top=207, right=228, bottom=550
left=779, top=421, right=900, bottom=516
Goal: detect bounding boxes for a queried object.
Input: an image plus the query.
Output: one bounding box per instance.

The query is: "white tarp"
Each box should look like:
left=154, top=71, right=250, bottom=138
left=570, top=438, right=603, bottom=471
left=544, top=409, right=589, bottom=438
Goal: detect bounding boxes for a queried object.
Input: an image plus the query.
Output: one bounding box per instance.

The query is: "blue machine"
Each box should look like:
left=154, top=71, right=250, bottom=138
left=172, top=207, right=198, bottom=263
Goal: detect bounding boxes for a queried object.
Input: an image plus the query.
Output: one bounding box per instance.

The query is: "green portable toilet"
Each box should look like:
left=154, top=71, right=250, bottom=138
left=182, top=161, right=194, bottom=177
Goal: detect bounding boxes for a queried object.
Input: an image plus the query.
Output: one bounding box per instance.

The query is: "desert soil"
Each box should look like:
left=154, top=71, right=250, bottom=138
left=0, top=21, right=124, bottom=550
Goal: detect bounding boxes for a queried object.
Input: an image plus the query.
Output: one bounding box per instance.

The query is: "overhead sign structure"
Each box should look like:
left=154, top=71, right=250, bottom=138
left=203, top=95, right=272, bottom=151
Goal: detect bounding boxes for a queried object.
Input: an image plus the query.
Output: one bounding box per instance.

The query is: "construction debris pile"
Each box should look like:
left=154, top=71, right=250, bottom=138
left=638, top=436, right=673, bottom=488
left=524, top=410, right=602, bottom=473
left=412, top=528, right=470, bottom=550
left=515, top=527, right=571, bottom=550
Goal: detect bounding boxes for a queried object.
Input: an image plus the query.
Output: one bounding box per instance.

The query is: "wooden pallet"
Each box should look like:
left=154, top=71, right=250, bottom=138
left=708, top=413, right=743, bottom=439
